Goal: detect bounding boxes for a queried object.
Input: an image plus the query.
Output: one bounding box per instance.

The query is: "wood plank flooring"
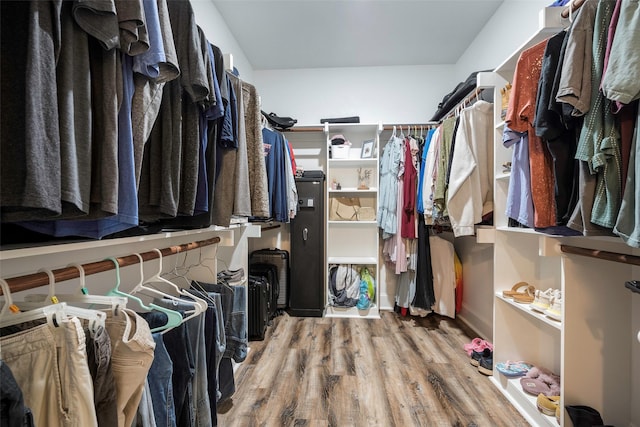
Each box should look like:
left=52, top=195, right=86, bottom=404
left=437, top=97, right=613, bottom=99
left=217, top=311, right=529, bottom=427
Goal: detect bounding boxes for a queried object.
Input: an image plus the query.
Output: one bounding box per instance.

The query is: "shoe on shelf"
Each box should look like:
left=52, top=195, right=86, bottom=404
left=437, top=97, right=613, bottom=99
left=521, top=366, right=561, bottom=396
left=530, top=288, right=558, bottom=312
left=512, top=285, right=536, bottom=304
left=478, top=352, right=493, bottom=376
left=470, top=348, right=492, bottom=367
left=536, top=393, right=560, bottom=416
left=463, top=337, right=493, bottom=356
left=495, top=361, right=533, bottom=378
left=544, top=292, right=562, bottom=321
left=502, top=281, right=531, bottom=298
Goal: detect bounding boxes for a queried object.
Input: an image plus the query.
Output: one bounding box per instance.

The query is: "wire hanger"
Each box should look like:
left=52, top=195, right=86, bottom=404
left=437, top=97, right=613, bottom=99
left=105, top=257, right=182, bottom=333
left=137, top=250, right=207, bottom=322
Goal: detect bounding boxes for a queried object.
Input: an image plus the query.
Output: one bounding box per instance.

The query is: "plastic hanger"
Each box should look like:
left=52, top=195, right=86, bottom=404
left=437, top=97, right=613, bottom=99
left=104, top=257, right=182, bottom=333
left=24, top=263, right=127, bottom=315
left=17, top=268, right=106, bottom=334
left=0, top=275, right=66, bottom=328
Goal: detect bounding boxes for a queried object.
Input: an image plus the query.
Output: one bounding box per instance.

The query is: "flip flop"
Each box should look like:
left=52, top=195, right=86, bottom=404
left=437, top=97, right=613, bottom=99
left=496, top=361, right=533, bottom=377
left=502, top=281, right=530, bottom=298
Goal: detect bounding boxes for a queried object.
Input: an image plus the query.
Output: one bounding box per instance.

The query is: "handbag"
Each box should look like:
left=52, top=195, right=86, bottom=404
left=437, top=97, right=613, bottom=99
left=329, top=197, right=359, bottom=221
left=329, top=197, right=376, bottom=221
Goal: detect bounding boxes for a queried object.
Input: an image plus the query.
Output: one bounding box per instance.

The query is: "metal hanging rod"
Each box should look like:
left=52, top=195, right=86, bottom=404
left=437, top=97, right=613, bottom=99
left=559, top=244, right=640, bottom=266
left=1, top=236, right=221, bottom=295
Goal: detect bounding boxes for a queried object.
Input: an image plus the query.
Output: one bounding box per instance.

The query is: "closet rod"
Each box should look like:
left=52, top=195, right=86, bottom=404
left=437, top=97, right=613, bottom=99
left=382, top=123, right=439, bottom=131
left=561, top=0, right=586, bottom=18
left=1, top=236, right=221, bottom=295
left=441, top=87, right=484, bottom=121
left=559, top=244, right=640, bottom=266
left=282, top=126, right=325, bottom=133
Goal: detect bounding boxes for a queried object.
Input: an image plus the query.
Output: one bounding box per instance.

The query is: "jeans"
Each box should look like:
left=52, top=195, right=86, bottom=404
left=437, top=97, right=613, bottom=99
left=140, top=314, right=177, bottom=427
left=192, top=281, right=246, bottom=363
left=0, top=318, right=98, bottom=427
left=85, top=325, right=118, bottom=427
left=162, top=319, right=195, bottom=427
left=187, top=288, right=226, bottom=422
left=105, top=309, right=156, bottom=427
left=0, top=360, right=34, bottom=427
left=155, top=298, right=211, bottom=427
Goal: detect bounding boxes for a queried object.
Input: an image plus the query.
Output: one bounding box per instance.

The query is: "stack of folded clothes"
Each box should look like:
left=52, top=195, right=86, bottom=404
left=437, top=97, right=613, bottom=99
left=217, top=268, right=245, bottom=284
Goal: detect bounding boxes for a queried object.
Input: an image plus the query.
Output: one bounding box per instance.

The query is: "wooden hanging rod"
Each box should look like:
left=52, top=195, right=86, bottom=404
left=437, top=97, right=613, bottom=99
left=281, top=126, right=325, bottom=133
left=561, top=0, right=586, bottom=19
left=1, top=236, right=221, bottom=295
left=559, top=244, right=640, bottom=266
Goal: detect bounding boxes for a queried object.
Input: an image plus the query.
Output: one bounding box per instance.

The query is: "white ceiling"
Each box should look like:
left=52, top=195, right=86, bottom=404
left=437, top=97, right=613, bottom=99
left=212, top=0, right=505, bottom=70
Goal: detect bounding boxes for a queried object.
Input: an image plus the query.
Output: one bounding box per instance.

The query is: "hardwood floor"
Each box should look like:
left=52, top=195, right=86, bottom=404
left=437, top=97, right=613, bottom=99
left=217, top=311, right=530, bottom=427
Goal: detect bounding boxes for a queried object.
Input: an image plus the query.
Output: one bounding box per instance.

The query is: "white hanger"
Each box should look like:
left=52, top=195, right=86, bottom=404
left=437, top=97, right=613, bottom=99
left=23, top=263, right=127, bottom=315
left=105, top=257, right=183, bottom=333
left=12, top=268, right=106, bottom=335
left=0, top=275, right=66, bottom=328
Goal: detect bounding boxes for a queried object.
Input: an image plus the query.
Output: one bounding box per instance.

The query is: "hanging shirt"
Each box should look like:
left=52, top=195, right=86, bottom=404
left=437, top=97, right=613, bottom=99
left=378, top=134, right=403, bottom=236
left=575, top=0, right=621, bottom=229
left=417, top=128, right=435, bottom=214
left=504, top=127, right=535, bottom=228
left=262, top=127, right=289, bottom=222
left=401, top=137, right=418, bottom=239
left=447, top=100, right=494, bottom=237
left=556, top=0, right=598, bottom=116
left=20, top=54, right=139, bottom=239
left=422, top=127, right=441, bottom=224
left=507, top=37, right=557, bottom=228
left=601, top=0, right=640, bottom=107
left=614, top=108, right=640, bottom=248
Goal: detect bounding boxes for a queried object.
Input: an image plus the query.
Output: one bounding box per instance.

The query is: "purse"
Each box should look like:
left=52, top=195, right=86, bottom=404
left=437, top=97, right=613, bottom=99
left=329, top=197, right=359, bottom=221
left=329, top=197, right=376, bottom=221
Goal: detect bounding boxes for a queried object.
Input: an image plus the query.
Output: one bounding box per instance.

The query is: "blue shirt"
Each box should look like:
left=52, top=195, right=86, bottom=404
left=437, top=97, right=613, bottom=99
left=417, top=128, right=435, bottom=214
left=504, top=126, right=534, bottom=228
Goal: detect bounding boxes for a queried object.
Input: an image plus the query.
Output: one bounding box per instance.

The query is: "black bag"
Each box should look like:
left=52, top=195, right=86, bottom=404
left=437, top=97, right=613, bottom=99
left=261, top=111, right=297, bottom=130
left=248, top=275, right=269, bottom=340
left=249, top=263, right=280, bottom=320
left=320, top=116, right=360, bottom=124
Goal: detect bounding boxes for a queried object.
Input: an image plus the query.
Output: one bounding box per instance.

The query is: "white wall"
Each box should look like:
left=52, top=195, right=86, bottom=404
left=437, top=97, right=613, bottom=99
left=253, top=1, right=551, bottom=124
left=254, top=64, right=456, bottom=125
left=190, top=0, right=255, bottom=83
left=453, top=0, right=553, bottom=83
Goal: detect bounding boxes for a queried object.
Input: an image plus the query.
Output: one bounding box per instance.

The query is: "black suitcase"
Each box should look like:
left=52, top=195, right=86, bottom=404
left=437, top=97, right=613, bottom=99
left=249, top=262, right=280, bottom=320
left=248, top=275, right=269, bottom=340
left=250, top=249, right=290, bottom=309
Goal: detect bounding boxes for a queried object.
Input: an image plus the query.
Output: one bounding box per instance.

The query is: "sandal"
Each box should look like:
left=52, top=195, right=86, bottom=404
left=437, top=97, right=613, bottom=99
left=496, top=361, right=533, bottom=377
left=502, top=281, right=530, bottom=298
left=512, top=285, right=536, bottom=304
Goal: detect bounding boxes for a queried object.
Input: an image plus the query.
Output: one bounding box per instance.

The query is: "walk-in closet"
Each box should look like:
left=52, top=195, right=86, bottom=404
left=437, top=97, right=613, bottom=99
left=1, top=1, right=638, bottom=426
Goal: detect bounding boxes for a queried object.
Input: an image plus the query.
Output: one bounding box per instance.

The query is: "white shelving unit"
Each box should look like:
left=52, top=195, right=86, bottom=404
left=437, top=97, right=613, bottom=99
left=486, top=7, right=640, bottom=427
left=324, top=122, right=382, bottom=319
